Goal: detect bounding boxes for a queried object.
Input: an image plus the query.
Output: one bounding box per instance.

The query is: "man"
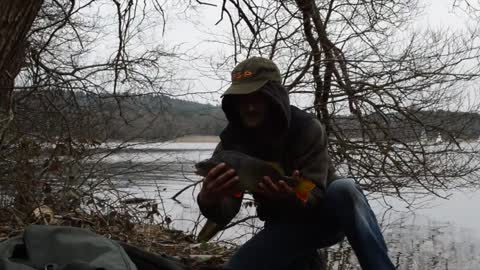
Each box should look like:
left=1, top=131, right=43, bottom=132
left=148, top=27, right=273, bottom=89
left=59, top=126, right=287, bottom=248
left=197, top=57, right=395, bottom=270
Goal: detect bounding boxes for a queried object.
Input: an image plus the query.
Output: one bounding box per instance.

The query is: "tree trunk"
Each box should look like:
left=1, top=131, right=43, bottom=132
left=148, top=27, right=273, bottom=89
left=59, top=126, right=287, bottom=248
left=1, top=1, right=43, bottom=214
left=0, top=0, right=43, bottom=112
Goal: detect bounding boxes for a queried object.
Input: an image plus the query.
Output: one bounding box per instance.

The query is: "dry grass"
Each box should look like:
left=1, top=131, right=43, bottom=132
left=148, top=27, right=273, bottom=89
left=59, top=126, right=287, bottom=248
left=0, top=204, right=233, bottom=270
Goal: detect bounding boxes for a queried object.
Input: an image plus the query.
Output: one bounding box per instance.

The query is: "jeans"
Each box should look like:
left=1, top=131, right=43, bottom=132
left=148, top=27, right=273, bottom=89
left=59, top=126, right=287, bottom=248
left=225, top=178, right=396, bottom=270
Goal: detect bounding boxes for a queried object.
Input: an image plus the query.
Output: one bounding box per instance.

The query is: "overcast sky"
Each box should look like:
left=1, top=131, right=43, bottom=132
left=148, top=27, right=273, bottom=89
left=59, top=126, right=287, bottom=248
left=158, top=1, right=479, bottom=109
left=88, top=1, right=479, bottom=109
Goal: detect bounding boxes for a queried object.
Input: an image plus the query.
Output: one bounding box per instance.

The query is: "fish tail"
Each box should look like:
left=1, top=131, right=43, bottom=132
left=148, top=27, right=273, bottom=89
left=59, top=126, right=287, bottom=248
left=293, top=177, right=315, bottom=202
left=197, top=220, right=224, bottom=242
left=295, top=191, right=309, bottom=202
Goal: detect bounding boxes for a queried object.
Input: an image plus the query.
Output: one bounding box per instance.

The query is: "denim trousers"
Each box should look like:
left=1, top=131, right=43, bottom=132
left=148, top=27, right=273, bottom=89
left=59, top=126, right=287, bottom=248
left=225, top=178, right=396, bottom=270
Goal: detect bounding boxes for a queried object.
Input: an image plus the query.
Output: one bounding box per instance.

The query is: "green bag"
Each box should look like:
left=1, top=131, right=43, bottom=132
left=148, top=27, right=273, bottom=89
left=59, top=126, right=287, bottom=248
left=0, top=225, right=137, bottom=270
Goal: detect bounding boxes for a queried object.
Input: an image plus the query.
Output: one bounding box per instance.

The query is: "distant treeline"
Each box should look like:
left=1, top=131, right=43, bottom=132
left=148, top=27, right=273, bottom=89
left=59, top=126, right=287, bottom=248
left=13, top=89, right=480, bottom=142
left=14, top=90, right=226, bottom=142
left=95, top=94, right=227, bottom=141
left=334, top=110, right=480, bottom=142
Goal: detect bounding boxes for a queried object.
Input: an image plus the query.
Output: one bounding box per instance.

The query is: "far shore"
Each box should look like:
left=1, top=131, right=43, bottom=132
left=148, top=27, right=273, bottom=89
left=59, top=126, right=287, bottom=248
left=172, top=135, right=220, bottom=143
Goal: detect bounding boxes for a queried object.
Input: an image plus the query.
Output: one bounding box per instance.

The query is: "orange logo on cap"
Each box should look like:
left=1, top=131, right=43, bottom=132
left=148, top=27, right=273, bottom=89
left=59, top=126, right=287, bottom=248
left=232, top=70, right=253, bottom=81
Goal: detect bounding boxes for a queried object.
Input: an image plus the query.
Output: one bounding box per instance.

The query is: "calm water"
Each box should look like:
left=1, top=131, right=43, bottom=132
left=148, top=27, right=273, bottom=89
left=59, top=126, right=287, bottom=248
left=94, top=141, right=480, bottom=242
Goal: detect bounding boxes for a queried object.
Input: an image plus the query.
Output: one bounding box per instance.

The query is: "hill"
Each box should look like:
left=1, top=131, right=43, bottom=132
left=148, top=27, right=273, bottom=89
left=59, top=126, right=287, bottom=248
left=12, top=89, right=480, bottom=142
left=13, top=90, right=227, bottom=141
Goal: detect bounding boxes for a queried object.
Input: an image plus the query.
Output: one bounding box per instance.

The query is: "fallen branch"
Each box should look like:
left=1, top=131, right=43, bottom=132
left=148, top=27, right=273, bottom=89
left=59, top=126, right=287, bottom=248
left=171, top=180, right=201, bottom=202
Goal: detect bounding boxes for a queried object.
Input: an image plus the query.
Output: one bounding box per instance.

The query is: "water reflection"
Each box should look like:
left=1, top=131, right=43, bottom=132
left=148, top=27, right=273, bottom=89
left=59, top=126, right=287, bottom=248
left=94, top=142, right=480, bottom=243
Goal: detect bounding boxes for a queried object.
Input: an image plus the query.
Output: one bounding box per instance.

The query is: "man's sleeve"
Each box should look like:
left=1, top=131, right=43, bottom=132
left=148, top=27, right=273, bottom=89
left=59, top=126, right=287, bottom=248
left=293, top=118, right=332, bottom=205
left=196, top=142, right=243, bottom=226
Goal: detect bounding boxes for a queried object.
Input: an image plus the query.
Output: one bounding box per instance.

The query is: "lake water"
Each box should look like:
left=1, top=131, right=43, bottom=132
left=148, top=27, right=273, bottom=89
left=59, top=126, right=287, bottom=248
left=94, top=141, right=480, bottom=241
left=89, top=141, right=480, bottom=268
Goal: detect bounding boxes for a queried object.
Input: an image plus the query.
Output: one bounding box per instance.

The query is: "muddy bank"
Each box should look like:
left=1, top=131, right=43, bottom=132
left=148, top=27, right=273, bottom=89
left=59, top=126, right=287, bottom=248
left=0, top=207, right=233, bottom=270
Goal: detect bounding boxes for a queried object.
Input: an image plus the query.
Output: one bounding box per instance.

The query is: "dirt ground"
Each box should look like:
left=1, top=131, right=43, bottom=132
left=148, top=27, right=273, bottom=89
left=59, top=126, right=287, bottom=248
left=0, top=207, right=232, bottom=270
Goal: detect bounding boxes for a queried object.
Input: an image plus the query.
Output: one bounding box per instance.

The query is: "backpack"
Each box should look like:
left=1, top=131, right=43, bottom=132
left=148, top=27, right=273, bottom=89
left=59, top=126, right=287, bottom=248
left=0, top=225, right=188, bottom=270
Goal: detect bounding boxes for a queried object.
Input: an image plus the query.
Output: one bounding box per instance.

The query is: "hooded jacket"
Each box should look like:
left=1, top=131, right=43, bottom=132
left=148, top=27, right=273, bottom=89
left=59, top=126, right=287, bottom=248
left=198, top=81, right=340, bottom=225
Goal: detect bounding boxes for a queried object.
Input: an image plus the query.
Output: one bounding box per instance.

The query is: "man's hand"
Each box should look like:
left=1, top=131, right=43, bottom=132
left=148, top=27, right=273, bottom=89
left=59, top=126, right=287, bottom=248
left=198, top=163, right=240, bottom=205
left=257, top=170, right=303, bottom=203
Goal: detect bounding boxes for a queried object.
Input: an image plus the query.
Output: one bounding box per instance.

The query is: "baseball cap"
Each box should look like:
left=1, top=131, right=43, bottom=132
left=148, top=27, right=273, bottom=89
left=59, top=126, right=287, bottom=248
left=223, top=57, right=282, bottom=96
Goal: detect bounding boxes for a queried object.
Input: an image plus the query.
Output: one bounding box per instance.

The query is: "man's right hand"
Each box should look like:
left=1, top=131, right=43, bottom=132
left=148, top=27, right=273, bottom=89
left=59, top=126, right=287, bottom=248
left=198, top=163, right=240, bottom=205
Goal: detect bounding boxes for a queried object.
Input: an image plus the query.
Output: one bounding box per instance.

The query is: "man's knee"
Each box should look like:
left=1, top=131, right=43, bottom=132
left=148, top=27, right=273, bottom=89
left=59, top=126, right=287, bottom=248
left=326, top=178, right=363, bottom=202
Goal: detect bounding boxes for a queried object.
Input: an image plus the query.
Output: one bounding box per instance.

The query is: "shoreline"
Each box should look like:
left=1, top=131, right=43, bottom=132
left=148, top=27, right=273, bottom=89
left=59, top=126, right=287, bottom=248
left=172, top=135, right=220, bottom=143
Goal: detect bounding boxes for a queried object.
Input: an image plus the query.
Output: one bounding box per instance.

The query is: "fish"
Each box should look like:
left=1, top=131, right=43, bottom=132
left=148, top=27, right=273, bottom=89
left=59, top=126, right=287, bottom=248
left=196, top=220, right=223, bottom=243
left=194, top=150, right=316, bottom=242
left=195, top=150, right=315, bottom=200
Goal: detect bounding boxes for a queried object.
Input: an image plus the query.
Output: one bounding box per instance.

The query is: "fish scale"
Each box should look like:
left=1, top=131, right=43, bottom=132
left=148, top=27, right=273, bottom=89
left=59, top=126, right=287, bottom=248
left=195, top=150, right=296, bottom=193
left=194, top=150, right=316, bottom=242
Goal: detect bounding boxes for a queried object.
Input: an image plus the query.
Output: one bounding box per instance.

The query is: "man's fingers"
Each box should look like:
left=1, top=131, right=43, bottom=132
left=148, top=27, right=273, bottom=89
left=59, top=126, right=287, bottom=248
left=205, top=163, right=226, bottom=182
left=257, top=177, right=278, bottom=198
left=257, top=182, right=265, bottom=191
left=204, top=164, right=231, bottom=191
left=263, top=176, right=280, bottom=193
left=279, top=180, right=294, bottom=193
left=206, top=169, right=235, bottom=193
left=213, top=168, right=235, bottom=185
left=257, top=182, right=273, bottom=198
left=217, top=175, right=240, bottom=193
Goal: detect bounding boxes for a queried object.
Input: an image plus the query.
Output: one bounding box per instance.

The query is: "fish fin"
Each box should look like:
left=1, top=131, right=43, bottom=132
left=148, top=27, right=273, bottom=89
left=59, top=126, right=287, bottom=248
left=266, top=161, right=285, bottom=175
left=280, top=176, right=297, bottom=186
left=295, top=191, right=309, bottom=202
left=197, top=220, right=224, bottom=242
left=293, top=177, right=316, bottom=202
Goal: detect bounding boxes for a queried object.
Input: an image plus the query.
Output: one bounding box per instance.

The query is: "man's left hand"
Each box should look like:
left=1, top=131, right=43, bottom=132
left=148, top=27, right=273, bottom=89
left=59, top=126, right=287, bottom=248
left=257, top=170, right=302, bottom=203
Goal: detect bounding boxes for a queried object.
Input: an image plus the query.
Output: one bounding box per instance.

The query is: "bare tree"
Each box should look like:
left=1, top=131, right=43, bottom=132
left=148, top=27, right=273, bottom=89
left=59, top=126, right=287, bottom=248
left=192, top=0, right=480, bottom=203
left=0, top=0, right=183, bottom=217
left=1, top=0, right=45, bottom=213
left=176, top=1, right=480, bottom=267
left=0, top=1, right=44, bottom=112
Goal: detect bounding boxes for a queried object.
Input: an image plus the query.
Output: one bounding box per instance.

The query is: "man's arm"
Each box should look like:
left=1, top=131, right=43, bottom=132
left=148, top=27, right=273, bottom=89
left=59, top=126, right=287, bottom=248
left=197, top=143, right=243, bottom=226
left=197, top=195, right=243, bottom=226
left=255, top=118, right=331, bottom=208
left=292, top=118, right=332, bottom=205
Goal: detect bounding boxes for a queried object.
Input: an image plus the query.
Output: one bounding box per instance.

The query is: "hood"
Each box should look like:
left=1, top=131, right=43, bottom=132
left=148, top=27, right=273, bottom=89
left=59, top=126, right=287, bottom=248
left=219, top=81, right=291, bottom=160
left=221, top=80, right=291, bottom=132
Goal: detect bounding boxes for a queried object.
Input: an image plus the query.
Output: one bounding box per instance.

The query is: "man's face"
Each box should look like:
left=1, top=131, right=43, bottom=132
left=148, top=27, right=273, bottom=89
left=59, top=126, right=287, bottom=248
left=236, top=91, right=270, bottom=128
